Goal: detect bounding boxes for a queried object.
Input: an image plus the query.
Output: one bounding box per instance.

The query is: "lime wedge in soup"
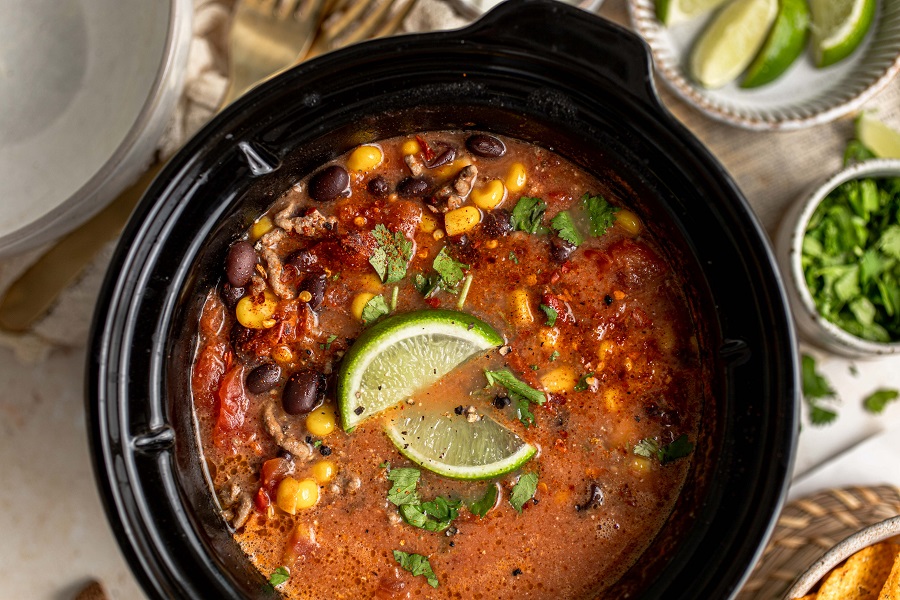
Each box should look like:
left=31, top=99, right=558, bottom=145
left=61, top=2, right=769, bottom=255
left=337, top=309, right=503, bottom=431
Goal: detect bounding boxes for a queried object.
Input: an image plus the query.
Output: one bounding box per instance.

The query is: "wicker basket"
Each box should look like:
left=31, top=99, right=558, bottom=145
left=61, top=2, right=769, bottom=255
left=737, top=485, right=900, bottom=600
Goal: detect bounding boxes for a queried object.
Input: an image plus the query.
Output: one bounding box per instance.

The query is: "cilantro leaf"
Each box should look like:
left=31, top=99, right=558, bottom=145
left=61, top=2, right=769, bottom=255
left=361, top=294, right=390, bottom=324
left=433, top=247, right=469, bottom=289
left=633, top=438, right=659, bottom=459
left=582, top=194, right=618, bottom=237
left=386, top=467, right=459, bottom=532
left=863, top=388, right=899, bottom=414
left=573, top=372, right=594, bottom=392
left=484, top=369, right=547, bottom=405
left=633, top=435, right=694, bottom=465
left=550, top=210, right=583, bottom=246
left=844, top=139, right=876, bottom=166
left=878, top=225, right=900, bottom=259
left=509, top=472, right=538, bottom=512
left=386, top=468, right=421, bottom=506
left=393, top=551, right=439, bottom=588
left=549, top=350, right=560, bottom=362
left=512, top=395, right=535, bottom=427
left=269, top=566, right=290, bottom=587
left=469, top=484, right=498, bottom=518
left=369, top=224, right=413, bottom=284
left=511, top=197, right=549, bottom=234
left=414, top=273, right=441, bottom=298
left=801, top=354, right=839, bottom=425
left=539, top=304, right=558, bottom=327
left=508, top=251, right=519, bottom=264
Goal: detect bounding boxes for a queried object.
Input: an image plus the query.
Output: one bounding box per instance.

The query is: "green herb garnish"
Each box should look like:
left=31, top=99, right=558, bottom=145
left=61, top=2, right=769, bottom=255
left=484, top=368, right=546, bottom=427
left=863, top=388, right=899, bottom=414
left=549, top=350, right=560, bottom=362
left=509, top=472, right=539, bottom=512
left=268, top=566, right=290, bottom=587
left=414, top=273, right=441, bottom=298
left=393, top=551, right=439, bottom=588
left=539, top=304, right=558, bottom=327
left=386, top=468, right=421, bottom=505
left=469, top=484, right=498, bottom=518
left=508, top=251, right=519, bottom=264
left=386, top=467, right=460, bottom=532
left=361, top=294, right=390, bottom=324
left=844, top=140, right=876, bottom=166
left=319, top=333, right=338, bottom=350
left=511, top=197, right=549, bottom=234
left=633, top=434, right=694, bottom=465
left=573, top=372, right=594, bottom=392
left=550, top=210, right=583, bottom=246
left=582, top=194, right=618, bottom=237
left=801, top=354, right=839, bottom=425
left=433, top=247, right=469, bottom=289
left=369, top=224, right=413, bottom=284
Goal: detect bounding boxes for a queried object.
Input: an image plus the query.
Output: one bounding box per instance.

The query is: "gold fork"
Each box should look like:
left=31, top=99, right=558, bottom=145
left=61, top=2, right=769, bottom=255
left=304, top=0, right=418, bottom=59
left=0, top=0, right=330, bottom=332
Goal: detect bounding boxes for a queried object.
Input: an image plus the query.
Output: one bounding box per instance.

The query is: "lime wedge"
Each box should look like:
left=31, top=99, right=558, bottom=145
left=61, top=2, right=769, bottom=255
left=656, top=0, right=730, bottom=26
left=741, top=0, right=810, bottom=88
left=689, top=0, right=778, bottom=89
left=386, top=409, right=536, bottom=480
left=857, top=113, right=900, bottom=159
left=337, top=310, right=503, bottom=431
left=810, top=0, right=875, bottom=68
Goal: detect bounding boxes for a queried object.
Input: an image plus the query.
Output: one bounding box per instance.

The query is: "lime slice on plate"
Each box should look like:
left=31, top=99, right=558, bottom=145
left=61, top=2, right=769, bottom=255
left=655, top=0, right=729, bottom=26
left=689, top=0, right=778, bottom=89
left=856, top=113, right=900, bottom=159
left=386, top=409, right=536, bottom=480
left=337, top=309, right=503, bottom=431
left=809, top=0, right=875, bottom=68
left=741, top=0, right=809, bottom=88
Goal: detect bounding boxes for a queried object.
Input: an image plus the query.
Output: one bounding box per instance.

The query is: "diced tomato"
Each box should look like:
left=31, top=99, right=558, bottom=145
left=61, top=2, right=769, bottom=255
left=213, top=364, right=249, bottom=451
left=192, top=341, right=228, bottom=412
left=260, top=456, right=294, bottom=495
left=283, top=524, right=318, bottom=565
left=540, top=292, right=575, bottom=325
left=254, top=487, right=271, bottom=514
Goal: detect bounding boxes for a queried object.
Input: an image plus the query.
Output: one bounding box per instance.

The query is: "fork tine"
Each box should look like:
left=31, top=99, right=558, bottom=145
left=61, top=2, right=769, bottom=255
left=276, top=0, right=301, bottom=19
left=372, top=0, right=416, bottom=39
left=339, top=0, right=396, bottom=46
left=323, top=0, right=378, bottom=43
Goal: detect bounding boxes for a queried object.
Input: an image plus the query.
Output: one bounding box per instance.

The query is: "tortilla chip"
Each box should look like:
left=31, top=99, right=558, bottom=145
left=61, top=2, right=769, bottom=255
left=878, top=545, right=900, bottom=600
left=816, top=542, right=899, bottom=600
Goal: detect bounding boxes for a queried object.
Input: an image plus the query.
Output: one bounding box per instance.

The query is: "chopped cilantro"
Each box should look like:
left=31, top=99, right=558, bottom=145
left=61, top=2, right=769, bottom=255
left=386, top=467, right=460, bottom=532
left=469, top=484, right=498, bottom=518
left=269, top=566, right=290, bottom=587
left=539, top=304, right=558, bottom=327
left=844, top=139, right=876, bottom=166
left=484, top=369, right=546, bottom=427
left=433, top=247, right=469, bottom=289
left=549, top=350, right=560, bottom=362
left=414, top=273, right=441, bottom=298
left=313, top=440, right=322, bottom=447
left=379, top=461, right=391, bottom=469
left=550, top=210, right=583, bottom=246
left=369, top=224, right=413, bottom=284
left=319, top=333, right=338, bottom=350
left=582, top=194, right=618, bottom=237
left=863, top=388, right=899, bottom=414
left=511, top=196, right=549, bottom=234
left=530, top=364, right=539, bottom=371
left=512, top=395, right=535, bottom=427
left=508, top=251, right=519, bottom=265
left=573, top=372, right=594, bottom=392
left=393, top=551, right=439, bottom=588
left=386, top=468, right=421, bottom=506
left=361, top=294, right=390, bottom=324
left=510, top=472, right=538, bottom=512
left=633, top=434, right=694, bottom=465
left=801, top=354, right=838, bottom=425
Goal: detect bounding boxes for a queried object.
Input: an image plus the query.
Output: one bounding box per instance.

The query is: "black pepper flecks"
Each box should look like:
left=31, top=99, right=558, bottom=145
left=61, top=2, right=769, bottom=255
left=319, top=445, right=332, bottom=456
left=512, top=568, right=522, bottom=576
left=604, top=294, right=613, bottom=306
left=493, top=395, right=511, bottom=409
left=454, top=405, right=465, bottom=415
left=354, top=406, right=364, bottom=415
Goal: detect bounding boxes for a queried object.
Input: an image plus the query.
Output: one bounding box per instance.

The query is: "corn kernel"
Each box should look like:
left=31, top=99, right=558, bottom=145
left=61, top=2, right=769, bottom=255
left=632, top=456, right=652, bottom=472
left=444, top=206, right=482, bottom=236
left=540, top=327, right=559, bottom=348
left=613, top=290, right=626, bottom=300
left=432, top=229, right=445, bottom=240
left=603, top=388, right=621, bottom=412
left=420, top=213, right=439, bottom=233
left=353, top=216, right=367, bottom=227
left=236, top=290, right=278, bottom=329
left=347, top=145, right=383, bottom=172
left=506, top=163, right=527, bottom=193
left=434, top=157, right=472, bottom=179
left=540, top=365, right=578, bottom=393
left=525, top=274, right=538, bottom=286
left=351, top=292, right=376, bottom=320
left=272, top=346, right=293, bottom=363
left=311, top=460, right=337, bottom=484
left=485, top=239, right=498, bottom=249
left=471, top=179, right=507, bottom=210
left=298, top=290, right=313, bottom=303
left=509, top=288, right=533, bottom=327
left=306, top=405, right=337, bottom=437
left=276, top=477, right=319, bottom=514
left=250, top=216, right=274, bottom=241
left=360, top=273, right=383, bottom=292
left=616, top=209, right=642, bottom=236
left=402, top=139, right=420, bottom=155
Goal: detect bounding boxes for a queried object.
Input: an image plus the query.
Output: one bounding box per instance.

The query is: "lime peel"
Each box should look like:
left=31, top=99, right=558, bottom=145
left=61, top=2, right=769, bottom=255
left=810, top=0, right=875, bottom=68
left=741, top=0, right=809, bottom=88
left=856, top=113, right=900, bottom=159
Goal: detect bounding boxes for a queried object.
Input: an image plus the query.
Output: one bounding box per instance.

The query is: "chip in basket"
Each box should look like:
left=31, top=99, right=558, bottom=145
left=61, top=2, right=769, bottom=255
left=795, top=541, right=900, bottom=599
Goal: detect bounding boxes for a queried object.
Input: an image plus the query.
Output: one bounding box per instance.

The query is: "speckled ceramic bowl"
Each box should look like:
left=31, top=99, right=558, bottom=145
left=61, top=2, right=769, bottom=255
left=627, top=0, right=900, bottom=131
left=783, top=515, right=900, bottom=599
left=775, top=159, right=900, bottom=357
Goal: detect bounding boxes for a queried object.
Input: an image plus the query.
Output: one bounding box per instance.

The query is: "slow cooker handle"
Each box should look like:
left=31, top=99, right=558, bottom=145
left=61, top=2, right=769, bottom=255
left=462, top=0, right=661, bottom=109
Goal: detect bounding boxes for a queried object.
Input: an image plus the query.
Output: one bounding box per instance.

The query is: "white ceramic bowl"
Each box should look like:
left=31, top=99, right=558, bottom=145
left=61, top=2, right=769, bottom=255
left=627, top=0, right=900, bottom=131
left=0, top=0, right=192, bottom=257
left=783, top=515, right=900, bottom=599
left=775, top=159, right=900, bottom=357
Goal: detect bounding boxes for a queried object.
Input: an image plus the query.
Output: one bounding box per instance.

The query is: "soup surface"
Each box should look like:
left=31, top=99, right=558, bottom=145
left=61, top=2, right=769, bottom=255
left=190, top=131, right=706, bottom=599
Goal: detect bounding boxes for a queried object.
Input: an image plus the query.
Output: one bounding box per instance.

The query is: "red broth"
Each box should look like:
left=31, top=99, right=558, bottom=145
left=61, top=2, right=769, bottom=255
left=190, top=131, right=706, bottom=598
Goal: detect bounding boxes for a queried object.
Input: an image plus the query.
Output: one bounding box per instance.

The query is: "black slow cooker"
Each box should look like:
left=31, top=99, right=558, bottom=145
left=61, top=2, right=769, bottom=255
left=88, top=1, right=798, bottom=598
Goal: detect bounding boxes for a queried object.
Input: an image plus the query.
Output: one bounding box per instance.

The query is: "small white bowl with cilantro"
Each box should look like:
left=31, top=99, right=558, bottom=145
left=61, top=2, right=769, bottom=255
left=777, top=158, right=900, bottom=357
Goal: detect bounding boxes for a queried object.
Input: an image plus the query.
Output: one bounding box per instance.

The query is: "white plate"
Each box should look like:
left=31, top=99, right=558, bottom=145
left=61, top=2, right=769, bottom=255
left=0, top=0, right=192, bottom=257
left=628, top=0, right=900, bottom=130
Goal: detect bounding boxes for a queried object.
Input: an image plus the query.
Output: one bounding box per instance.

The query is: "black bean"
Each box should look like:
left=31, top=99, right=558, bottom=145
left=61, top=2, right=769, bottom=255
left=225, top=241, right=257, bottom=287
left=219, top=283, right=245, bottom=308
left=466, top=134, right=506, bottom=158
left=482, top=209, right=513, bottom=237
left=425, top=147, right=456, bottom=168
left=246, top=363, right=281, bottom=394
left=288, top=248, right=318, bottom=273
left=282, top=369, right=326, bottom=415
left=493, top=395, right=511, bottom=409
left=308, top=165, right=350, bottom=202
left=319, top=445, right=332, bottom=456
left=299, top=270, right=327, bottom=311
left=367, top=176, right=389, bottom=197
left=397, top=177, right=429, bottom=197
left=549, top=238, right=576, bottom=263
